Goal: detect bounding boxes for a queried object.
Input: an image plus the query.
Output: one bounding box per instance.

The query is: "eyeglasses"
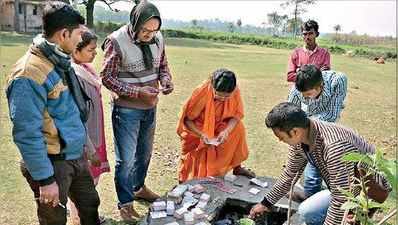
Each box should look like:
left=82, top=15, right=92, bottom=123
left=140, top=27, right=159, bottom=35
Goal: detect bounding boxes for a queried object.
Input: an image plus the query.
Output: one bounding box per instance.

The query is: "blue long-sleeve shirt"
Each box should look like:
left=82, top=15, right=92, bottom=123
left=288, top=71, right=348, bottom=122
left=6, top=46, right=86, bottom=182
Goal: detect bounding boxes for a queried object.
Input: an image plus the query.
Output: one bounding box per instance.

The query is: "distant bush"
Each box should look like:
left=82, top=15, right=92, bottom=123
left=327, top=45, right=346, bottom=54
left=353, top=48, right=397, bottom=59
left=386, top=51, right=397, bottom=59
left=164, top=29, right=397, bottom=60
left=95, top=21, right=123, bottom=34
left=325, top=33, right=396, bottom=48
left=163, top=29, right=300, bottom=49
left=94, top=23, right=396, bottom=60
left=163, top=29, right=199, bottom=39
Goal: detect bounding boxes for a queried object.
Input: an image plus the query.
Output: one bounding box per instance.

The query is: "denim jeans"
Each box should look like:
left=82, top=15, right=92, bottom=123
left=298, top=190, right=331, bottom=225
left=303, top=162, right=323, bottom=197
left=112, top=105, right=156, bottom=206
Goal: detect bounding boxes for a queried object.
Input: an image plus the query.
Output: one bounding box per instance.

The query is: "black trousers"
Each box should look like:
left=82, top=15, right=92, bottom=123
left=21, top=157, right=100, bottom=225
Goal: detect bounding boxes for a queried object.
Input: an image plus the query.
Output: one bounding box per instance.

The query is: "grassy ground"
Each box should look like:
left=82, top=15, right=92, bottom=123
left=0, top=32, right=396, bottom=225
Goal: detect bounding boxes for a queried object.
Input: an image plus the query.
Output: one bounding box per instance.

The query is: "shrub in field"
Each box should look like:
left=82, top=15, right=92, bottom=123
left=385, top=52, right=397, bottom=59
left=327, top=45, right=346, bottom=54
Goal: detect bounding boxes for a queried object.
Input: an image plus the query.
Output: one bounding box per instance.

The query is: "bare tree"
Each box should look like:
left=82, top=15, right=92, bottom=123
left=286, top=17, right=303, bottom=35
left=267, top=11, right=288, bottom=36
left=281, top=0, right=316, bottom=37
left=333, top=24, right=342, bottom=43
left=236, top=19, right=242, bottom=32
left=74, top=0, right=126, bottom=28
left=191, top=19, right=198, bottom=28
left=228, top=22, right=234, bottom=33
left=333, top=24, right=341, bottom=36
left=236, top=19, right=242, bottom=27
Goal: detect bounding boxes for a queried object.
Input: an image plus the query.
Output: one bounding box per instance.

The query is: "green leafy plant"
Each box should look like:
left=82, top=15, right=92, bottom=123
left=340, top=150, right=397, bottom=225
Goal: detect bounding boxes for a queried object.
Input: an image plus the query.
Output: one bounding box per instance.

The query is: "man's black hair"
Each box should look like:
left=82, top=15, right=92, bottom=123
left=301, top=20, right=319, bottom=37
left=42, top=1, right=85, bottom=38
left=265, top=102, right=310, bottom=134
left=211, top=68, right=237, bottom=93
left=295, top=64, right=323, bottom=92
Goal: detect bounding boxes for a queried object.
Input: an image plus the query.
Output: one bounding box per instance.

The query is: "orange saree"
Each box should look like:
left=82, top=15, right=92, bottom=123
left=177, top=80, right=249, bottom=182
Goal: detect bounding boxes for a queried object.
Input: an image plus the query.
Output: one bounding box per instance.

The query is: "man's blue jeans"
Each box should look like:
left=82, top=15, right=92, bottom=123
left=303, top=163, right=323, bottom=197
left=111, top=105, right=156, bottom=207
left=298, top=190, right=331, bottom=225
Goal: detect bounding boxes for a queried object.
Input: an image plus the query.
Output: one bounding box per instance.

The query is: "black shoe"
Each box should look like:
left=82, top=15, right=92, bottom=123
left=287, top=190, right=307, bottom=203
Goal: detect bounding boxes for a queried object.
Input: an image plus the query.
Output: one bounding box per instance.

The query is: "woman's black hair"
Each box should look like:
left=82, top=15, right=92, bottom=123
left=211, top=68, right=237, bottom=93
left=76, top=30, right=97, bottom=51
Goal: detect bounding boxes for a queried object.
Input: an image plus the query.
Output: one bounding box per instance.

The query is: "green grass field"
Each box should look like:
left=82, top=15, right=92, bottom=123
left=0, top=32, right=396, bottom=225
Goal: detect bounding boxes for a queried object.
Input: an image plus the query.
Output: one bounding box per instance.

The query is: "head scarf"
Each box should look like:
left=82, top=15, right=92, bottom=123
left=129, top=0, right=161, bottom=70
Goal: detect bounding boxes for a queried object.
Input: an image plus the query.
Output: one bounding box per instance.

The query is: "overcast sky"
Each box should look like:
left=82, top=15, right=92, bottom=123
left=110, top=0, right=397, bottom=37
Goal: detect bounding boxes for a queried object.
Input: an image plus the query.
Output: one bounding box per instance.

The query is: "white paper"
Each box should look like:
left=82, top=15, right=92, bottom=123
left=165, top=222, right=179, bottom=225
left=184, top=212, right=195, bottom=223
left=192, top=207, right=205, bottom=219
left=174, top=206, right=188, bottom=218
left=250, top=178, right=268, bottom=188
left=195, top=222, right=210, bottom=225
left=169, top=185, right=188, bottom=198
left=166, top=201, right=175, bottom=215
left=187, top=184, right=194, bottom=191
left=152, top=201, right=166, bottom=211
left=150, top=211, right=167, bottom=219
left=204, top=138, right=221, bottom=146
left=249, top=187, right=261, bottom=195
left=184, top=191, right=194, bottom=198
left=199, top=193, right=210, bottom=202
left=190, top=184, right=205, bottom=194
left=196, top=200, right=208, bottom=209
left=182, top=196, right=198, bottom=208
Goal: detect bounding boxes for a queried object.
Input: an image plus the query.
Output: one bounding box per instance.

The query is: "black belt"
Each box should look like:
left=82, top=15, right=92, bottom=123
left=48, top=153, right=66, bottom=161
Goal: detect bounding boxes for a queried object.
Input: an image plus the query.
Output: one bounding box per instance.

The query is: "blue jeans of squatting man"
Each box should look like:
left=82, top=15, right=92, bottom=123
left=112, top=105, right=156, bottom=207
left=300, top=163, right=329, bottom=225
left=304, top=162, right=323, bottom=197
left=298, top=190, right=331, bottom=225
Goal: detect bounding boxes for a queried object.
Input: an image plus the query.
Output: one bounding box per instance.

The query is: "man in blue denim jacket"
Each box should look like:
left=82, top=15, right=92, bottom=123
left=6, top=2, right=100, bottom=224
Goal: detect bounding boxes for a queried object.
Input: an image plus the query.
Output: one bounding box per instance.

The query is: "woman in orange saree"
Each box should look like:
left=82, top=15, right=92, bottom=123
left=177, top=69, right=255, bottom=182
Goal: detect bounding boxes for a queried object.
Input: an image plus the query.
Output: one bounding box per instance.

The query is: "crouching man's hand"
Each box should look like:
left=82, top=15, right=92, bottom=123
left=249, top=203, right=270, bottom=219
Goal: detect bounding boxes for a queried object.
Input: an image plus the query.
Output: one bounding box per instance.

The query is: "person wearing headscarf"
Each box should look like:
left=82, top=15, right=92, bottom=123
left=177, top=69, right=255, bottom=183
left=100, top=0, right=173, bottom=220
